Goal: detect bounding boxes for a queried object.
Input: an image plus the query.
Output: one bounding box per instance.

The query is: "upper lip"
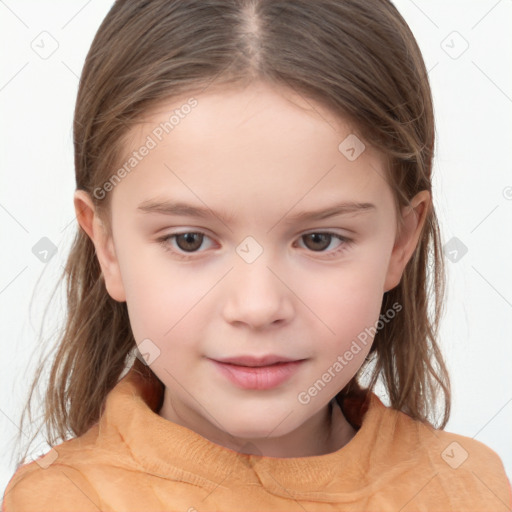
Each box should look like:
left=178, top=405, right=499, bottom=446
left=211, top=355, right=303, bottom=367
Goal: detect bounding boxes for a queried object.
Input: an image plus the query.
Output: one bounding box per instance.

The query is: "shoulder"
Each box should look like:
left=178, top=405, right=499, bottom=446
left=367, top=394, right=507, bottom=471
left=405, top=411, right=508, bottom=478
left=2, top=417, right=143, bottom=512
left=419, top=429, right=512, bottom=510
left=2, top=454, right=102, bottom=512
left=2, top=425, right=110, bottom=512
left=430, top=428, right=510, bottom=485
left=369, top=397, right=512, bottom=509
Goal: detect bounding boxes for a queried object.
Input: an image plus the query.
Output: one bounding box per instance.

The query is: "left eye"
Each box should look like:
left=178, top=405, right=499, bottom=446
left=298, top=232, right=347, bottom=252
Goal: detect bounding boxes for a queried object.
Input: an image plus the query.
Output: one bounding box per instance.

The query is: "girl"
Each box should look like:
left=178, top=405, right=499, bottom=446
left=3, top=0, right=511, bottom=510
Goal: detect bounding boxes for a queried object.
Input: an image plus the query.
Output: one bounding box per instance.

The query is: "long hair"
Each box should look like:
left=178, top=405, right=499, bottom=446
left=15, top=0, right=450, bottom=467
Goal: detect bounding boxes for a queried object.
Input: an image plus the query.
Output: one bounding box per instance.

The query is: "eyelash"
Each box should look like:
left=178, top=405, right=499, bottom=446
left=157, top=231, right=352, bottom=260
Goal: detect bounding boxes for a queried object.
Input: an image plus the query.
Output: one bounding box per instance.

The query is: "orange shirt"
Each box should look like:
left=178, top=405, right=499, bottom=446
left=3, top=363, right=511, bottom=512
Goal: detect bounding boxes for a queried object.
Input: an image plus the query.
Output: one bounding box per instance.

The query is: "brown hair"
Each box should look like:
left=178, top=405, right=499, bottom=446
left=15, top=0, right=450, bottom=467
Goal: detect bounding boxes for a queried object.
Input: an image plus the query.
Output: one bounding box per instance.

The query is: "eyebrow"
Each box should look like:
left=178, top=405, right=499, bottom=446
left=283, top=201, right=376, bottom=222
left=137, top=199, right=376, bottom=224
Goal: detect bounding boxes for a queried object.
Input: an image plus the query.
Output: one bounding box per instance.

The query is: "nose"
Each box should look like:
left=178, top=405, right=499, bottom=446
left=222, top=256, right=294, bottom=330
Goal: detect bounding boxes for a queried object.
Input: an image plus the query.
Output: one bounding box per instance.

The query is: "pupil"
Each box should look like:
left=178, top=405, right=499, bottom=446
left=306, top=233, right=329, bottom=251
left=178, top=233, right=202, bottom=251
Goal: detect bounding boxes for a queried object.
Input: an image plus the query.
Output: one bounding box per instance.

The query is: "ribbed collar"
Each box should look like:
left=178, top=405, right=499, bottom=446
left=99, top=358, right=393, bottom=501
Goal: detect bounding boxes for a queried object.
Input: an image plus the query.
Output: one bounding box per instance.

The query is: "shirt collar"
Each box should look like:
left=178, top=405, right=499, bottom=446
left=99, top=357, right=387, bottom=500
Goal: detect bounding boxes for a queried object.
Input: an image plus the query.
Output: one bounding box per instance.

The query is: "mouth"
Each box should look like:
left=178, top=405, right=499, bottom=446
left=213, top=354, right=301, bottom=367
left=209, top=355, right=307, bottom=390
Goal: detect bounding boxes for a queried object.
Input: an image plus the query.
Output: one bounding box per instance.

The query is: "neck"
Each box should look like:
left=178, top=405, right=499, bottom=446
left=159, top=396, right=357, bottom=458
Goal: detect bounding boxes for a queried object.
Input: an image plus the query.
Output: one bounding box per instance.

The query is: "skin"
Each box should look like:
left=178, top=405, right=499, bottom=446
left=75, top=81, right=429, bottom=458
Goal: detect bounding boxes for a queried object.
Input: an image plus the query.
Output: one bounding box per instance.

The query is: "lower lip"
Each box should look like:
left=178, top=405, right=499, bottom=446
left=210, top=359, right=304, bottom=390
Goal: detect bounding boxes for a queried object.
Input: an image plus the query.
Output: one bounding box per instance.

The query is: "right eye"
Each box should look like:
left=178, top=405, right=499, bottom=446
left=157, top=231, right=215, bottom=259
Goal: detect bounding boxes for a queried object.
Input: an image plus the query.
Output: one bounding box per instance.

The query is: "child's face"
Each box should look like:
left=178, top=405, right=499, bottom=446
left=79, top=82, right=426, bottom=449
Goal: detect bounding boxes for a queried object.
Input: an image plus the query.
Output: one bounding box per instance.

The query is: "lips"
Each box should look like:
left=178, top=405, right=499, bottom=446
left=209, top=355, right=306, bottom=390
left=213, top=354, right=299, bottom=367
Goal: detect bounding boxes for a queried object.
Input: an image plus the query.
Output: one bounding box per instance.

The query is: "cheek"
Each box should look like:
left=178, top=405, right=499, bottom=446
left=122, top=271, right=201, bottom=377
left=300, top=254, right=388, bottom=333
left=124, top=276, right=198, bottom=342
left=115, top=243, right=180, bottom=337
left=119, top=246, right=220, bottom=358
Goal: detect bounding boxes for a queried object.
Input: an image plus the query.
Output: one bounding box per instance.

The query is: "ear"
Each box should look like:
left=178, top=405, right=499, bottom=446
left=383, top=190, right=430, bottom=292
left=73, top=190, right=126, bottom=302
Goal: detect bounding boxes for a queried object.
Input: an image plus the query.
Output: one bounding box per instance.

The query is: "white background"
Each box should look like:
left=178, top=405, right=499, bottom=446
left=1, top=0, right=511, bottom=501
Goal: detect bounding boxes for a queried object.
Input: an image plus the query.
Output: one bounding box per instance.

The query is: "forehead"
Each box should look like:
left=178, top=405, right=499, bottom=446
left=111, top=82, right=394, bottom=222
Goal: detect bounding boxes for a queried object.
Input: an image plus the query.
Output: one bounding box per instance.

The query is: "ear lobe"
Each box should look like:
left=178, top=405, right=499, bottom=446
left=73, top=190, right=126, bottom=302
left=383, top=190, right=430, bottom=293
